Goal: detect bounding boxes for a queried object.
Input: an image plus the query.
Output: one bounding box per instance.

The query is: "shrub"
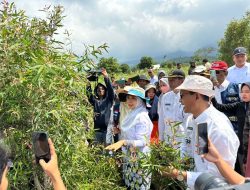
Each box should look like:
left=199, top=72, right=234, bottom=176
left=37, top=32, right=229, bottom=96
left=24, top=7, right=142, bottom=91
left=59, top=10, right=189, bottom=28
left=0, top=2, right=124, bottom=189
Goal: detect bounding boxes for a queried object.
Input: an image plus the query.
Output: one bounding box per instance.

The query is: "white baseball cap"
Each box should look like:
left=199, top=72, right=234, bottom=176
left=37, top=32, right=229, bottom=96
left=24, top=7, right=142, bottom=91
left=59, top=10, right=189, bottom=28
left=175, top=75, right=214, bottom=97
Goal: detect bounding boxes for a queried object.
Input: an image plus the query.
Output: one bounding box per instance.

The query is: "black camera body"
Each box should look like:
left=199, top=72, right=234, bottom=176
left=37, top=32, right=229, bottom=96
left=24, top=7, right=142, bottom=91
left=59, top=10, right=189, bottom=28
left=87, top=69, right=102, bottom=81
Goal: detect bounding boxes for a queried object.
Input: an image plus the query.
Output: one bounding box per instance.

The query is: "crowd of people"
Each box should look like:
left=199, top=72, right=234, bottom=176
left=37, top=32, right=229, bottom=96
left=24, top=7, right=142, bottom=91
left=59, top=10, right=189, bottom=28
left=86, top=46, right=250, bottom=189
left=2, top=46, right=249, bottom=189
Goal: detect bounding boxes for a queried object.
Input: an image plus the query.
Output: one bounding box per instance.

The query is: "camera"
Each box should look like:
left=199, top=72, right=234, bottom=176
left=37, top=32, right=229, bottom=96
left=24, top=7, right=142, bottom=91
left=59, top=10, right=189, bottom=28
left=195, top=173, right=250, bottom=190
left=87, top=69, right=102, bottom=81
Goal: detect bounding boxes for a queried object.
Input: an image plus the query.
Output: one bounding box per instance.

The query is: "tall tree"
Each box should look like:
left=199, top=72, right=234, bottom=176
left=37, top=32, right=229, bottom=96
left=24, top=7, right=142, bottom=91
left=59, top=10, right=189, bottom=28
left=218, top=11, right=250, bottom=65
left=137, top=56, right=154, bottom=69
left=98, top=57, right=120, bottom=74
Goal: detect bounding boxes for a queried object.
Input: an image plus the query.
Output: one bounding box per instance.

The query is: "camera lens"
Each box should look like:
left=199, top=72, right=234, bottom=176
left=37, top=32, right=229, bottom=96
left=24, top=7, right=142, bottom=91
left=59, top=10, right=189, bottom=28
left=195, top=173, right=229, bottom=190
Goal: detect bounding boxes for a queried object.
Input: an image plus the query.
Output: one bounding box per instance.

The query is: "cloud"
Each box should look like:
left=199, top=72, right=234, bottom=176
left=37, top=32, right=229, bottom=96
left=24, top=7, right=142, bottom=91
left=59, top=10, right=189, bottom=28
left=13, top=0, right=250, bottom=62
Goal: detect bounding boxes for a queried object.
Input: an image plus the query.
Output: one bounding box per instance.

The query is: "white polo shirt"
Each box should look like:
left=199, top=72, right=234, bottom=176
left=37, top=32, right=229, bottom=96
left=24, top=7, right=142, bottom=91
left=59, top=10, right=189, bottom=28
left=181, top=105, right=239, bottom=189
left=227, top=62, right=250, bottom=84
left=158, top=90, right=189, bottom=144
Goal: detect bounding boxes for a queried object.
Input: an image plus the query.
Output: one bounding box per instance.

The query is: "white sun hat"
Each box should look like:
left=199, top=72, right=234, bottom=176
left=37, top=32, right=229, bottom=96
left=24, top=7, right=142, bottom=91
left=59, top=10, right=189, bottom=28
left=175, top=75, right=215, bottom=97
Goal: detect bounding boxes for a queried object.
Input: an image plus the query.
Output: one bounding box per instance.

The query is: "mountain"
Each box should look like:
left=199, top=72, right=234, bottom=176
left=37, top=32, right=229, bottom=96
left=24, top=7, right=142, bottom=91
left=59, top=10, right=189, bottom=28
left=121, top=50, right=217, bottom=66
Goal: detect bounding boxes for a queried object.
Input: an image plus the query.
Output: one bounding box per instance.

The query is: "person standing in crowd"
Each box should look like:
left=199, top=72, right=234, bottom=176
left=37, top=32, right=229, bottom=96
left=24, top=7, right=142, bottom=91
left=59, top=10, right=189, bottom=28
left=136, top=75, right=150, bottom=89
left=164, top=75, right=239, bottom=190
left=211, top=82, right=250, bottom=176
left=176, top=63, right=182, bottom=70
left=155, top=70, right=166, bottom=96
left=159, top=70, right=186, bottom=143
left=227, top=47, right=250, bottom=84
left=191, top=65, right=210, bottom=79
left=157, top=77, right=170, bottom=141
left=106, top=87, right=153, bottom=189
left=111, top=75, right=118, bottom=89
left=188, top=61, right=196, bottom=75
left=202, top=58, right=211, bottom=70
left=86, top=68, right=115, bottom=144
left=210, top=61, right=240, bottom=132
left=148, top=69, right=158, bottom=84
left=115, top=78, right=127, bottom=89
left=145, top=84, right=159, bottom=143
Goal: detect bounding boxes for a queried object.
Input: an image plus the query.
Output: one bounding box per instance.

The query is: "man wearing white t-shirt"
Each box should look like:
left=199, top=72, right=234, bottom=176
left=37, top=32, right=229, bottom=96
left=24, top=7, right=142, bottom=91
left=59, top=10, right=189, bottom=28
left=227, top=47, right=250, bottom=84
left=162, top=75, right=239, bottom=190
left=148, top=68, right=158, bottom=84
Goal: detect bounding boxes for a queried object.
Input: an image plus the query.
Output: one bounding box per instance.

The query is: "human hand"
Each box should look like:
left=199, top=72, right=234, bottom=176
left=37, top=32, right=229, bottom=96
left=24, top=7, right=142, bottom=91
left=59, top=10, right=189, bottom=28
left=201, top=138, right=221, bottom=163
left=101, top=68, right=108, bottom=78
left=105, top=140, right=125, bottom=151
left=160, top=166, right=178, bottom=178
left=210, top=77, right=219, bottom=87
left=112, top=127, right=120, bottom=135
left=39, top=138, right=61, bottom=182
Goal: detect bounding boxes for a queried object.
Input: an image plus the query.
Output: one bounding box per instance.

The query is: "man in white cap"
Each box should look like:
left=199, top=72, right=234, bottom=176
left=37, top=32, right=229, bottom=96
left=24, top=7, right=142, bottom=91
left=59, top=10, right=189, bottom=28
left=227, top=47, right=250, bottom=84
left=162, top=75, right=239, bottom=190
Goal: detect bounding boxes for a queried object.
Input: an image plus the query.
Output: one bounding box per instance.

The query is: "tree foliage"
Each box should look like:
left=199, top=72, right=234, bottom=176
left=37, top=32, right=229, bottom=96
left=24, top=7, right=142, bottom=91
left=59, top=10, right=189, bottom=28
left=0, top=2, right=123, bottom=189
left=97, top=57, right=121, bottom=74
left=137, top=56, right=154, bottom=69
left=218, top=11, right=250, bottom=65
left=120, top=63, right=131, bottom=73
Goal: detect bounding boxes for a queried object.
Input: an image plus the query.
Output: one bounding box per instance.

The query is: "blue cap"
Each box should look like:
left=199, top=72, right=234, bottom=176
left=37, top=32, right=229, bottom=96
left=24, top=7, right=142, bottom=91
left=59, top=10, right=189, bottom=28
left=127, top=88, right=146, bottom=100
left=127, top=87, right=151, bottom=106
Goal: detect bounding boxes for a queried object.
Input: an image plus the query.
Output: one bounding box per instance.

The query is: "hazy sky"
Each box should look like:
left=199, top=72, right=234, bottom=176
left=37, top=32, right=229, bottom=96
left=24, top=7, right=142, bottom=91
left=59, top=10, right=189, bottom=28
left=13, top=0, right=250, bottom=62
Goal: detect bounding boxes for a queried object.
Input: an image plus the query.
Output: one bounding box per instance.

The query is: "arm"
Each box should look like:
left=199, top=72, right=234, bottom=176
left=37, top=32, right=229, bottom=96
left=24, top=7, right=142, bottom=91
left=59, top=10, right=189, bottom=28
left=102, top=68, right=115, bottom=101
left=105, top=116, right=152, bottom=151
left=211, top=97, right=239, bottom=113
left=202, top=138, right=245, bottom=185
left=39, top=139, right=67, bottom=190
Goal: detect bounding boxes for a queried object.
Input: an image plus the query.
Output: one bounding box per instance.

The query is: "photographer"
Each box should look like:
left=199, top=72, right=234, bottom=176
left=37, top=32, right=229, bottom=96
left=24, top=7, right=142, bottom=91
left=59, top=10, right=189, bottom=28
left=0, top=138, right=66, bottom=190
left=86, top=68, right=115, bottom=144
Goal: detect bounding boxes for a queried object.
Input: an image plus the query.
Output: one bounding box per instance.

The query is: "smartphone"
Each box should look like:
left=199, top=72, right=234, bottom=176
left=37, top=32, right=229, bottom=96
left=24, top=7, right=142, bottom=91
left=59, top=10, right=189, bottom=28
left=196, top=123, right=208, bottom=155
left=32, top=132, right=51, bottom=164
left=210, top=70, right=217, bottom=80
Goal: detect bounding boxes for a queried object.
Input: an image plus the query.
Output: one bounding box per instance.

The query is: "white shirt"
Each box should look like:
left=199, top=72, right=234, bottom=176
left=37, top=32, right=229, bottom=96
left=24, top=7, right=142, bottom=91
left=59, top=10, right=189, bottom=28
left=227, top=62, right=250, bottom=83
left=158, top=91, right=189, bottom=143
left=150, top=75, right=158, bottom=84
left=121, top=107, right=153, bottom=154
left=214, top=79, right=230, bottom=104
left=182, top=105, right=239, bottom=189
